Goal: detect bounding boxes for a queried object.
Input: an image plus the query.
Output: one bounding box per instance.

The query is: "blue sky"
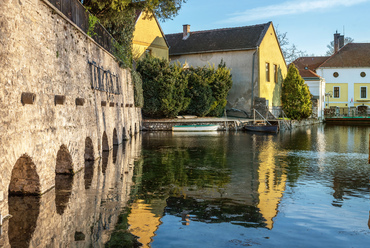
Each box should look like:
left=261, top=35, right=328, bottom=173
left=159, top=0, right=370, bottom=56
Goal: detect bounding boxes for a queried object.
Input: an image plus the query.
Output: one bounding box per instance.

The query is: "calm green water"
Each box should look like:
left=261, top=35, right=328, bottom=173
left=3, top=125, right=370, bottom=247
left=111, top=125, right=370, bottom=248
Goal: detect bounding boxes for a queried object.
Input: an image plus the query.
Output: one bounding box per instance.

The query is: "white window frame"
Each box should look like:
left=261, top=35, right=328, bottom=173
left=333, top=86, right=340, bottom=98
left=360, top=86, right=367, bottom=99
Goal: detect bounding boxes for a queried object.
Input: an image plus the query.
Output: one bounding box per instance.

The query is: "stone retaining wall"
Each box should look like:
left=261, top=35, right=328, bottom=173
left=0, top=0, right=141, bottom=220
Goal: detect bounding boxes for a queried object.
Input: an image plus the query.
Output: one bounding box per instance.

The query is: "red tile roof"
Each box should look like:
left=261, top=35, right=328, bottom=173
left=292, top=56, right=329, bottom=78
left=319, top=43, right=370, bottom=68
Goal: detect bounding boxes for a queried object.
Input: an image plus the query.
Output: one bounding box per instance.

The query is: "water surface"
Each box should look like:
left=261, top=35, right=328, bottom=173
left=122, top=125, right=370, bottom=248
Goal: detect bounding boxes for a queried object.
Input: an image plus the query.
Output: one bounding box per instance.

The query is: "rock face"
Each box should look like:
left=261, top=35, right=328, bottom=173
left=0, top=0, right=142, bottom=220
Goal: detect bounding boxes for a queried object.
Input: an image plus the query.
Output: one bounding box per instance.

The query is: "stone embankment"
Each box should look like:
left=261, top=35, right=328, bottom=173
left=0, top=0, right=141, bottom=226
left=142, top=117, right=322, bottom=131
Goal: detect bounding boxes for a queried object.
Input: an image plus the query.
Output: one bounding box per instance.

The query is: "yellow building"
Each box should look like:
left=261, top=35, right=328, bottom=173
left=132, top=10, right=169, bottom=61
left=166, top=22, right=287, bottom=114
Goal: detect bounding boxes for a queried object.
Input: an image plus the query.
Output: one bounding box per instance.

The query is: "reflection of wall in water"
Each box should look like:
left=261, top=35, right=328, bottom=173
left=256, top=136, right=287, bottom=230
left=1, top=138, right=141, bottom=247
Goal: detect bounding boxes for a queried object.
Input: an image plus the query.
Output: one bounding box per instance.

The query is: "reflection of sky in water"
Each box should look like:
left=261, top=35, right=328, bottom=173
left=131, top=125, right=370, bottom=248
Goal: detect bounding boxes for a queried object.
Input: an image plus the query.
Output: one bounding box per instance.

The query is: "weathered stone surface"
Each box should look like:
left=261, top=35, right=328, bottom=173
left=0, top=0, right=142, bottom=220
left=0, top=138, right=140, bottom=247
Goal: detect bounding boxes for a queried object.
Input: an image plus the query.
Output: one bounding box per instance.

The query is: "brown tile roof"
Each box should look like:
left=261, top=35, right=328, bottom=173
left=319, top=43, right=370, bottom=68
left=166, top=22, right=271, bottom=55
left=292, top=56, right=330, bottom=78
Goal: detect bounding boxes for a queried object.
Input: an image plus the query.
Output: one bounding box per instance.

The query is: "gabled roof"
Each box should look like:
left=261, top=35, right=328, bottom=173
left=292, top=56, right=329, bottom=78
left=134, top=10, right=170, bottom=48
left=166, top=22, right=271, bottom=56
left=319, top=43, right=370, bottom=68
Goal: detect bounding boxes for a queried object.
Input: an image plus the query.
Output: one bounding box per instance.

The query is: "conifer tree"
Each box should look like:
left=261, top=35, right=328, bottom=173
left=282, top=64, right=312, bottom=120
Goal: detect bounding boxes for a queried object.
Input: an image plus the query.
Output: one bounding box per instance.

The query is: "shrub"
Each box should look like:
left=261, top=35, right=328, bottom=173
left=184, top=67, right=215, bottom=117
left=282, top=64, right=312, bottom=120
left=137, top=55, right=233, bottom=118
left=137, top=55, right=188, bottom=118
left=132, top=71, right=144, bottom=108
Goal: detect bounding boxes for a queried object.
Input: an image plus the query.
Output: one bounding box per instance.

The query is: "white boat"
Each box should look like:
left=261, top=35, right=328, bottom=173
left=172, top=124, right=219, bottom=132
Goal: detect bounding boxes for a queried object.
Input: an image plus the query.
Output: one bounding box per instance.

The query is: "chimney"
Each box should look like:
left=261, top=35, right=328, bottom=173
left=338, top=35, right=344, bottom=49
left=334, top=31, right=340, bottom=53
left=183, top=24, right=190, bottom=40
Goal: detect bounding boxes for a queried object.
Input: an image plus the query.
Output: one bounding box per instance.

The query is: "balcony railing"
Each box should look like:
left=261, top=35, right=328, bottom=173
left=324, top=106, right=370, bottom=117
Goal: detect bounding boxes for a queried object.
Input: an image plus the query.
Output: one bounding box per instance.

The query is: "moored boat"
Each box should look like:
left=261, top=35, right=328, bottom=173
left=243, top=109, right=279, bottom=133
left=172, top=124, right=219, bottom=132
left=244, top=124, right=279, bottom=133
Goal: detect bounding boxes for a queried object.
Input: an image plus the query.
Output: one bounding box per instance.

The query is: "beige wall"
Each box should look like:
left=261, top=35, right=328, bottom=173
left=0, top=0, right=142, bottom=220
left=170, top=49, right=258, bottom=112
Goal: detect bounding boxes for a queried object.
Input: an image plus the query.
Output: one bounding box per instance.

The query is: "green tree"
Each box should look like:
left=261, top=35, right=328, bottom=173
left=137, top=55, right=189, bottom=118
left=208, top=60, right=233, bottom=116
left=81, top=0, right=186, bottom=68
left=184, top=67, right=215, bottom=117
left=132, top=71, right=144, bottom=108
left=282, top=64, right=312, bottom=120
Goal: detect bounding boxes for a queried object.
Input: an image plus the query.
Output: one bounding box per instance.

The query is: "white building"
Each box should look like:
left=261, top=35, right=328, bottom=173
left=317, top=43, right=370, bottom=113
left=292, top=57, right=328, bottom=119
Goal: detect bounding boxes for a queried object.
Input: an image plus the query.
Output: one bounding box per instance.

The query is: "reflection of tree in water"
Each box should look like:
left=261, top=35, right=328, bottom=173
left=84, top=160, right=94, bottom=190
left=165, top=196, right=267, bottom=228
left=137, top=147, right=231, bottom=199
left=55, top=174, right=74, bottom=215
left=8, top=196, right=40, bottom=248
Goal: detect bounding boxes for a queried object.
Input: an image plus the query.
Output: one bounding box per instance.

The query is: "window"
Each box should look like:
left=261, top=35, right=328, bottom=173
left=145, top=49, right=152, bottom=55
left=333, top=86, right=340, bottom=98
left=361, top=86, right=367, bottom=98
left=274, top=64, right=278, bottom=83
left=266, top=63, right=270, bottom=82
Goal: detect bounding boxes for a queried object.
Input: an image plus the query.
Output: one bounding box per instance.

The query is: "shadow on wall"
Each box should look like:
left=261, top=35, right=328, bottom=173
left=272, top=66, right=284, bottom=109
left=133, top=36, right=168, bottom=61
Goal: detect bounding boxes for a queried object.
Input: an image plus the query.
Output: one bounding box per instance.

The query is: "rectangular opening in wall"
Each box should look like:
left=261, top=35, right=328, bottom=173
left=361, top=86, right=367, bottom=98
left=333, top=86, right=340, bottom=98
left=266, top=62, right=270, bottom=82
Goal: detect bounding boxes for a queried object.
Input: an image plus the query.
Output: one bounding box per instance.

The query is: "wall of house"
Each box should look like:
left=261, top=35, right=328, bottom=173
left=170, top=49, right=258, bottom=112
left=318, top=67, right=370, bottom=107
left=133, top=12, right=169, bottom=60
left=304, top=78, right=326, bottom=118
left=0, top=0, right=141, bottom=221
left=258, top=24, right=287, bottom=108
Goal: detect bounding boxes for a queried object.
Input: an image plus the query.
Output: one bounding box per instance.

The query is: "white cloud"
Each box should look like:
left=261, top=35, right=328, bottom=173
left=221, top=0, right=369, bottom=23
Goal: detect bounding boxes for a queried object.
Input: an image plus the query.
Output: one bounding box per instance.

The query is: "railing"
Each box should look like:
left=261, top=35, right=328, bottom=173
left=47, top=0, right=115, bottom=54
left=324, top=106, right=370, bottom=117
left=279, top=110, right=291, bottom=130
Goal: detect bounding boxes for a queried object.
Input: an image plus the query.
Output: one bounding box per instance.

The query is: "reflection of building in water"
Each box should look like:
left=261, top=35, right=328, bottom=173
left=256, top=136, right=287, bottom=230
left=128, top=199, right=167, bottom=248
left=0, top=136, right=142, bottom=247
